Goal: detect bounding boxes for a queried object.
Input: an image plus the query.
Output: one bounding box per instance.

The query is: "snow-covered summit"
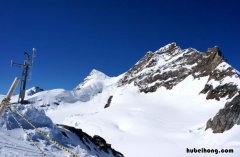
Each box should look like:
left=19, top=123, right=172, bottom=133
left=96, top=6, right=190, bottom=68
left=89, top=69, right=109, bottom=79
left=19, top=69, right=114, bottom=109
left=26, top=86, right=44, bottom=96
left=75, top=69, right=109, bottom=91
left=73, top=69, right=111, bottom=102
left=119, top=43, right=238, bottom=95
left=156, top=42, right=179, bottom=53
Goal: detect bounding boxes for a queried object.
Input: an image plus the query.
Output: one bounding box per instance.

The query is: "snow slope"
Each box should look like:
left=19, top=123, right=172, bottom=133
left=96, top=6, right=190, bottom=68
left=46, top=44, right=240, bottom=157
left=45, top=75, right=240, bottom=157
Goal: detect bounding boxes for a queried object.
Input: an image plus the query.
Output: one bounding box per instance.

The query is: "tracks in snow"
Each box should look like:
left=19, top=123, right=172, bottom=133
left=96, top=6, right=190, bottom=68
left=0, top=130, right=53, bottom=157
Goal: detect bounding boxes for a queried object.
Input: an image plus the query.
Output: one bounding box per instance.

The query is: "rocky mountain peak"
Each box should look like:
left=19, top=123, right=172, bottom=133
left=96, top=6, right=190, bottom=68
left=118, top=43, right=239, bottom=94
left=117, top=43, right=240, bottom=133
left=207, top=46, right=225, bottom=61
left=207, top=46, right=223, bottom=56
left=156, top=42, right=179, bottom=54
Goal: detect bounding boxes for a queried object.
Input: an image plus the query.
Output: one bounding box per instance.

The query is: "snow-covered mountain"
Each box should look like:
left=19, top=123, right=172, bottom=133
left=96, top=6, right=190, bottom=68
left=73, top=69, right=112, bottom=102
left=26, top=86, right=44, bottom=96
left=1, top=43, right=240, bottom=157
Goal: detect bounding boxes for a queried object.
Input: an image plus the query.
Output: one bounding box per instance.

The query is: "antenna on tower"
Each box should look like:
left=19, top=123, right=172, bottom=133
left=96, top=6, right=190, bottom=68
left=28, top=48, right=36, bottom=81
left=11, top=48, right=37, bottom=104
left=32, top=48, right=36, bottom=65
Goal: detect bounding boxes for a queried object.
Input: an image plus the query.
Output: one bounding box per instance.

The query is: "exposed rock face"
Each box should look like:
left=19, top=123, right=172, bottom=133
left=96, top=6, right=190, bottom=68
left=118, top=43, right=240, bottom=133
left=58, top=124, right=124, bottom=157
left=209, top=66, right=235, bottom=81
left=104, top=96, right=113, bottom=108
left=118, top=43, right=193, bottom=91
left=118, top=43, right=238, bottom=96
left=200, top=83, right=238, bottom=101
left=206, top=93, right=240, bottom=133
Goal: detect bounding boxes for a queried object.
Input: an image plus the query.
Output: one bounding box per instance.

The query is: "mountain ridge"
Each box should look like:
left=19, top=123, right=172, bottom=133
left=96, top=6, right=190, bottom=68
left=3, top=43, right=240, bottom=157
left=25, top=43, right=240, bottom=134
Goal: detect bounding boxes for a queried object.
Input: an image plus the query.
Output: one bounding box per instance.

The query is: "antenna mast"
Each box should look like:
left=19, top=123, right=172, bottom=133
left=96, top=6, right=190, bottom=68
left=11, top=48, right=36, bottom=104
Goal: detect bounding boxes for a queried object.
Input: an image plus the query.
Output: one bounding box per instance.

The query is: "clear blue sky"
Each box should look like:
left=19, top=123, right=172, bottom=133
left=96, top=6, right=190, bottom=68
left=0, top=0, right=239, bottom=94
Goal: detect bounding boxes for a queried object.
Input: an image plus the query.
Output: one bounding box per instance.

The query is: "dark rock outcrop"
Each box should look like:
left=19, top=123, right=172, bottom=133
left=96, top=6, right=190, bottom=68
left=27, top=86, right=44, bottom=96
left=119, top=52, right=155, bottom=86
left=104, top=96, right=113, bottom=108
left=209, top=67, right=235, bottom=81
left=206, top=93, right=240, bottom=133
left=192, top=47, right=223, bottom=78
left=58, top=124, right=124, bottom=157
left=200, top=83, right=238, bottom=101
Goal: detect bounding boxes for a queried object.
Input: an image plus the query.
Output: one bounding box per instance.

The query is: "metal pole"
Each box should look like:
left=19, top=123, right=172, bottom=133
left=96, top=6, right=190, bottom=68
left=0, top=77, right=19, bottom=117
left=18, top=52, right=30, bottom=103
